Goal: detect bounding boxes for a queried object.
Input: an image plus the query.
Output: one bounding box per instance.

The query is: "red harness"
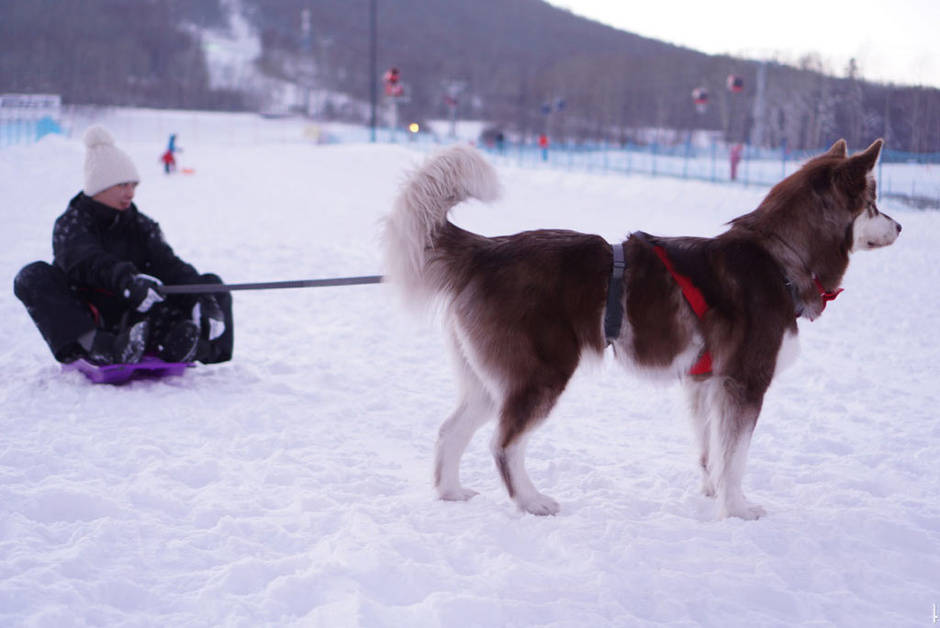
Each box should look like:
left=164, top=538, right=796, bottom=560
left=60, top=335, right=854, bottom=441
left=653, top=245, right=713, bottom=375
left=653, top=245, right=843, bottom=376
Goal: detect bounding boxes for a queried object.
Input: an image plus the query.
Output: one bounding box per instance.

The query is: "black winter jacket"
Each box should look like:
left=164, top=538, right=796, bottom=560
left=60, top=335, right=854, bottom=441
left=53, top=192, right=200, bottom=324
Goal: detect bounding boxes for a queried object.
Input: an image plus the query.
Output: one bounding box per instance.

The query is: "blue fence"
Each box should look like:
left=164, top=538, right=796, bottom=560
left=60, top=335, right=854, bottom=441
left=466, top=139, right=940, bottom=208
left=0, top=117, right=64, bottom=146
left=4, top=110, right=937, bottom=208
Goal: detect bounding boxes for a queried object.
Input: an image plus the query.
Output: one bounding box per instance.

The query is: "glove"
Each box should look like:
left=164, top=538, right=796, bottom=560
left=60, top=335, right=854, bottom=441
left=123, top=273, right=164, bottom=313
left=192, top=295, right=225, bottom=341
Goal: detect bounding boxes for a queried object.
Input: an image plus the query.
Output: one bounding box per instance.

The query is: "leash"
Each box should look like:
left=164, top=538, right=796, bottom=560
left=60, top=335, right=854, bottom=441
left=157, top=275, right=384, bottom=295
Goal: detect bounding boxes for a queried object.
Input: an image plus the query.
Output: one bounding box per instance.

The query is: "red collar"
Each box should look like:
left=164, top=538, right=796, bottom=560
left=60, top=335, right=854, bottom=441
left=813, top=275, right=844, bottom=312
left=785, top=274, right=844, bottom=318
left=767, top=232, right=843, bottom=316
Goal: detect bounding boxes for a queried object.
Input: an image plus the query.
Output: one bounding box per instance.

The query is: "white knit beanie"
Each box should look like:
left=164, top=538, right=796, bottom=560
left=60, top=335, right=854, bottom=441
left=82, top=125, right=140, bottom=197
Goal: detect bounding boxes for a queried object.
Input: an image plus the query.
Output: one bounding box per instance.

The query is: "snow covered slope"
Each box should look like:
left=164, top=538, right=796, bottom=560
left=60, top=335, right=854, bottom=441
left=1, top=112, right=938, bottom=627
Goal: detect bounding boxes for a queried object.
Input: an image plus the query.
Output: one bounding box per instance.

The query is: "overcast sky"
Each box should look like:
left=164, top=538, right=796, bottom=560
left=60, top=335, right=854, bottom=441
left=548, top=0, right=939, bottom=88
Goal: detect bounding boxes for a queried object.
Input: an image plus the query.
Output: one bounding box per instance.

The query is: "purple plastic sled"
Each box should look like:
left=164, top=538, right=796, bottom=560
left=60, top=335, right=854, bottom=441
left=64, top=355, right=193, bottom=384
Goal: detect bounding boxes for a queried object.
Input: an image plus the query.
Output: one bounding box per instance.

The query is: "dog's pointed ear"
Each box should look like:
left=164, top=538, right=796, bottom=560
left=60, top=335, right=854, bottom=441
left=841, top=138, right=883, bottom=178
left=825, top=139, right=848, bottom=158
left=855, top=138, right=884, bottom=170
left=836, top=139, right=883, bottom=191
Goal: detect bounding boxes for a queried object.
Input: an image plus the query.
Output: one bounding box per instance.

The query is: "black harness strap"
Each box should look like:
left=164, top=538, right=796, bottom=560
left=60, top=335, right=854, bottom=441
left=604, top=242, right=626, bottom=343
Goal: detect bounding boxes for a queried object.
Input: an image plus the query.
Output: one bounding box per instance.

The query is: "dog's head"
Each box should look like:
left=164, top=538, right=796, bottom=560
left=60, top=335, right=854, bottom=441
left=731, top=139, right=902, bottom=317
left=840, top=140, right=902, bottom=251
left=738, top=140, right=902, bottom=256
left=811, top=138, right=902, bottom=252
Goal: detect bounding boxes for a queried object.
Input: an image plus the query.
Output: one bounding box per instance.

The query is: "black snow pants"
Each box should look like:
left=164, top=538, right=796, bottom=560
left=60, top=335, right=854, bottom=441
left=13, top=261, right=233, bottom=364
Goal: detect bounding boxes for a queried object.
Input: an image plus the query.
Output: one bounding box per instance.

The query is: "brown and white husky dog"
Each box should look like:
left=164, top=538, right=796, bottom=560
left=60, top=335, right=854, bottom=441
left=382, top=139, right=901, bottom=519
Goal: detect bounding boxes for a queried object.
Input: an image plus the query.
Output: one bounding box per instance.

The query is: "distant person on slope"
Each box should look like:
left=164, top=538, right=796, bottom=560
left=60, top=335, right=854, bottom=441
left=13, top=125, right=233, bottom=366
left=161, top=133, right=180, bottom=174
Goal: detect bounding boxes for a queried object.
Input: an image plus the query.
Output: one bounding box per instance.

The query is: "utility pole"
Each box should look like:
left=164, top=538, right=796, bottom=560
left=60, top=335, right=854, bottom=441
left=443, top=80, right=465, bottom=139
left=300, top=7, right=313, bottom=116
left=369, top=0, right=377, bottom=142
left=750, top=62, right=767, bottom=148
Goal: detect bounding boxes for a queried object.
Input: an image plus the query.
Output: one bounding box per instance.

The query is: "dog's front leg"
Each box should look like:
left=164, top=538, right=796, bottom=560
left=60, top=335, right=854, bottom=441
left=708, top=378, right=766, bottom=520
left=685, top=379, right=716, bottom=498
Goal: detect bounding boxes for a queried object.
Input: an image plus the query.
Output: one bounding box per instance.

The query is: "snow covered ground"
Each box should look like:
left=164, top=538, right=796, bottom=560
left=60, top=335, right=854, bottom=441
left=1, top=111, right=939, bottom=627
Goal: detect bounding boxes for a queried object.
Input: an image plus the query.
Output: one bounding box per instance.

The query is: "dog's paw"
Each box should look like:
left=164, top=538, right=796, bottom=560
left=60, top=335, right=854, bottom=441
left=719, top=501, right=766, bottom=520
left=701, top=479, right=716, bottom=498
left=438, top=487, right=479, bottom=502
left=517, top=493, right=560, bottom=516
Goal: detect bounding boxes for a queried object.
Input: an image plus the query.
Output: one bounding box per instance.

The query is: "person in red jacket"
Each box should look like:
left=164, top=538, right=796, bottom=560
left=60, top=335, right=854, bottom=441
left=730, top=143, right=743, bottom=181
left=161, top=133, right=180, bottom=173
left=538, top=133, right=549, bottom=161
left=14, top=126, right=233, bottom=366
left=160, top=148, right=176, bottom=174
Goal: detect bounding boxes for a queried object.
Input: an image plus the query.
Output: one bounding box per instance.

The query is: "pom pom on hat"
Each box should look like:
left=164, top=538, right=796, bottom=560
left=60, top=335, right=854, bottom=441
left=84, top=125, right=117, bottom=148
left=83, top=125, right=140, bottom=197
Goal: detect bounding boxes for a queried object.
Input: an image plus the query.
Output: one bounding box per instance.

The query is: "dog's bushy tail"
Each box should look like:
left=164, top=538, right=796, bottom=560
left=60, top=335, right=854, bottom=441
left=383, top=145, right=500, bottom=306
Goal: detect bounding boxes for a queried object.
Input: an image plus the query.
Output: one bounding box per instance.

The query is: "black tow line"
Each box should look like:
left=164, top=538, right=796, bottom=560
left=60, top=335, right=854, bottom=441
left=157, top=275, right=384, bottom=295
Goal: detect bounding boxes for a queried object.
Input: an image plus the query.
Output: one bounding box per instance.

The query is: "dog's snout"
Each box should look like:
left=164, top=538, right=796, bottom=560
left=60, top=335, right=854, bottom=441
left=896, top=222, right=902, bottom=234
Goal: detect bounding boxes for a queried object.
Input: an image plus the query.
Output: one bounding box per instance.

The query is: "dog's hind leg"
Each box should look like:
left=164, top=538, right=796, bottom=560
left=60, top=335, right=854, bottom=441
left=492, top=381, right=567, bottom=516
left=435, top=339, right=496, bottom=502
left=685, top=379, right=715, bottom=498
left=708, top=377, right=766, bottom=520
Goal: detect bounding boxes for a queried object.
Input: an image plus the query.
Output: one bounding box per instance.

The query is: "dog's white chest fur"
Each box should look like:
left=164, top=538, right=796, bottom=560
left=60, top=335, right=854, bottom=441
left=774, top=328, right=801, bottom=377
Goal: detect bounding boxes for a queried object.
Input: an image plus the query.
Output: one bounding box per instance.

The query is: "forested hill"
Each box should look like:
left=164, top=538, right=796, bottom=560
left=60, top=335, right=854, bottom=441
left=2, top=0, right=937, bottom=151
